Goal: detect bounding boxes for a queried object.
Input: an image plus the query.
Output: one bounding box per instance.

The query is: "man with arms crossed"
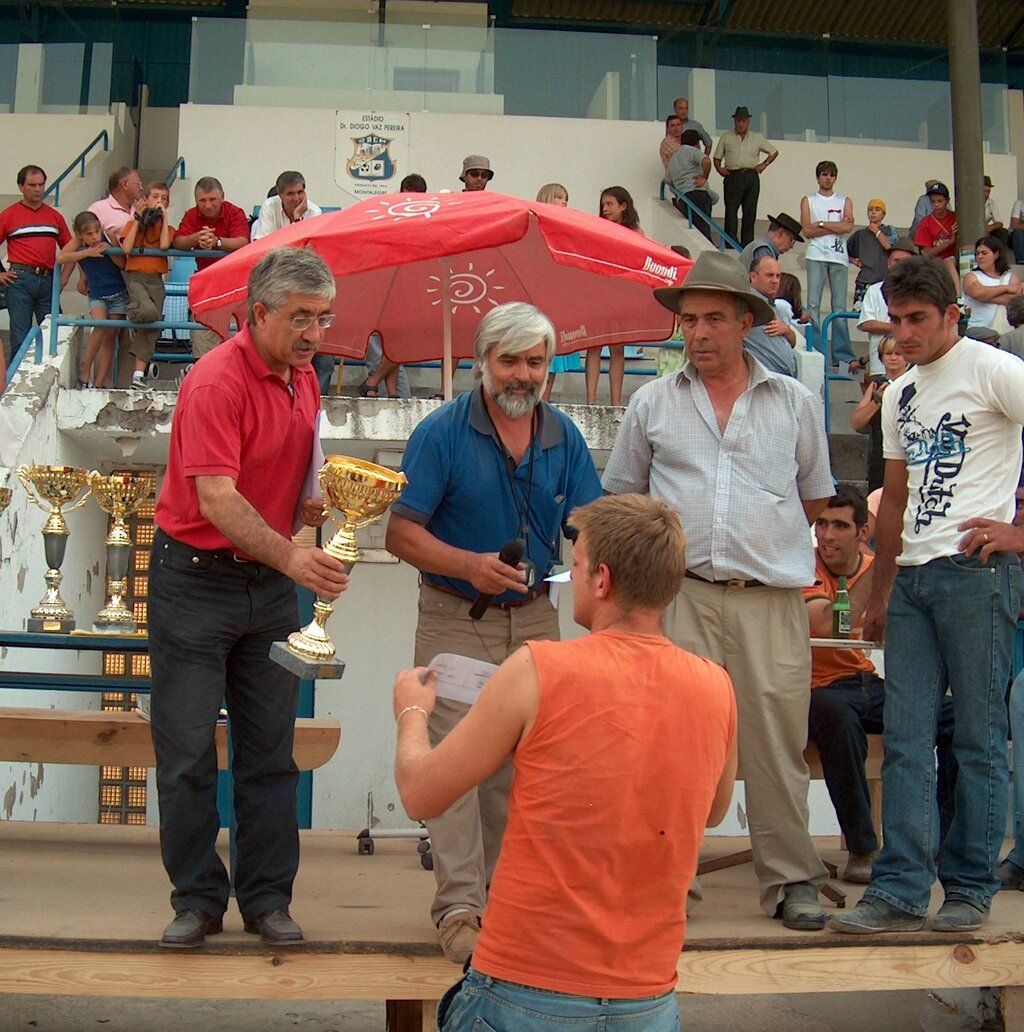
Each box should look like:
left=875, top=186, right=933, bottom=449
left=149, top=248, right=349, bottom=948
left=393, top=494, right=737, bottom=1031
left=832, top=255, right=1024, bottom=934
left=603, top=249, right=834, bottom=930
left=385, top=301, right=601, bottom=963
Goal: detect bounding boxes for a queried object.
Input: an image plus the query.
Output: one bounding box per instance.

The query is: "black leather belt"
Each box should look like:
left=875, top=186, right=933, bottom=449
left=685, top=570, right=765, bottom=589
left=427, top=581, right=550, bottom=610
left=11, top=263, right=52, bottom=276
left=154, top=527, right=262, bottom=567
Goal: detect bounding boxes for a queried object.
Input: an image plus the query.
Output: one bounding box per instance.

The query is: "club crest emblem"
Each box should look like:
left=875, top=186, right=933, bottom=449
left=346, top=134, right=396, bottom=182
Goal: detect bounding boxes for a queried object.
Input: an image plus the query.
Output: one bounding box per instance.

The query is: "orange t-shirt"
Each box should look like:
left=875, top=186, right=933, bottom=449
left=120, top=215, right=175, bottom=274
left=471, top=630, right=736, bottom=998
left=803, top=550, right=876, bottom=689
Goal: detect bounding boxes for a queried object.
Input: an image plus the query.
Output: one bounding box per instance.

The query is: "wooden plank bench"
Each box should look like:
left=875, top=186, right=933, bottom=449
left=0, top=707, right=340, bottom=770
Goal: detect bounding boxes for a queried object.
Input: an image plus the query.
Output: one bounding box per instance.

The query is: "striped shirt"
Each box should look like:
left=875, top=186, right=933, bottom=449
left=0, top=201, right=71, bottom=269
left=602, top=356, right=833, bottom=587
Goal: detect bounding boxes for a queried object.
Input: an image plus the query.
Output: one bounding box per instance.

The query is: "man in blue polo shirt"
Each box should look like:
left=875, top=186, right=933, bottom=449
left=386, top=301, right=601, bottom=964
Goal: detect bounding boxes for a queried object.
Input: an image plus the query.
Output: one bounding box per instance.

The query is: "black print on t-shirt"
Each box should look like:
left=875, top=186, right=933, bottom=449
left=896, top=390, right=972, bottom=533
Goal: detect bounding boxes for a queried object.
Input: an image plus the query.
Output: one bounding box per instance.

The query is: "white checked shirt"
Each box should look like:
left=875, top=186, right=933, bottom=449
left=602, top=357, right=833, bottom=587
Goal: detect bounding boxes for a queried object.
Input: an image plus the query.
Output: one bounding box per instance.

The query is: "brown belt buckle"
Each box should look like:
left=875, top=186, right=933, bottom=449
left=726, top=578, right=747, bottom=589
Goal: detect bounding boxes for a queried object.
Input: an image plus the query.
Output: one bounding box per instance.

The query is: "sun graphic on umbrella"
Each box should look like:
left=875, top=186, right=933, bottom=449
left=368, top=196, right=456, bottom=222
left=427, top=263, right=507, bottom=315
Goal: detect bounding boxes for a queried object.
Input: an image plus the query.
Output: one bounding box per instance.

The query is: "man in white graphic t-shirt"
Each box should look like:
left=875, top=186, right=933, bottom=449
left=831, top=255, right=1024, bottom=937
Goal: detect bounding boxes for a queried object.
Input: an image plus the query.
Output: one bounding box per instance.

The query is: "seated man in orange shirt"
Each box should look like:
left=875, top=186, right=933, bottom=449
left=393, top=494, right=737, bottom=1031
left=806, top=488, right=956, bottom=885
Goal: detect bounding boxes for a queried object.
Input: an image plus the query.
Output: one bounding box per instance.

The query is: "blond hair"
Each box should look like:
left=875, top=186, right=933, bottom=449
left=568, top=494, right=686, bottom=612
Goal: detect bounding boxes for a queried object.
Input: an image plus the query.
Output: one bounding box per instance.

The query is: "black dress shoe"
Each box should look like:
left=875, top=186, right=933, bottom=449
left=159, top=909, right=223, bottom=949
left=243, top=908, right=304, bottom=945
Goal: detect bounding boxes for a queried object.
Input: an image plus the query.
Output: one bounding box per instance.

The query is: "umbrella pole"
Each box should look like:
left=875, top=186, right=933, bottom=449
left=441, top=260, right=453, bottom=400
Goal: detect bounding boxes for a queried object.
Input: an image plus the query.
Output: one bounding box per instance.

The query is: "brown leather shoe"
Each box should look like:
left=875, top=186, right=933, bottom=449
left=438, top=910, right=480, bottom=964
left=243, top=908, right=304, bottom=945
left=159, top=909, right=223, bottom=949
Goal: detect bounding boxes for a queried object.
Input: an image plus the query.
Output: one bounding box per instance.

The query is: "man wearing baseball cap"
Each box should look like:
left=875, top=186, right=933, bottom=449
left=913, top=182, right=959, bottom=290
left=713, top=106, right=779, bottom=247
left=459, top=155, right=493, bottom=192
left=603, top=250, right=835, bottom=931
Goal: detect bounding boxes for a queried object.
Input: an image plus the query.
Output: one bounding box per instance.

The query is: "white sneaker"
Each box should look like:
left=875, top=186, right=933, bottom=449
left=130, top=374, right=152, bottom=392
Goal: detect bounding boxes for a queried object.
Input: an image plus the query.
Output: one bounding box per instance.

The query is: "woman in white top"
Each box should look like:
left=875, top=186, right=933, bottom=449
left=963, top=235, right=1022, bottom=333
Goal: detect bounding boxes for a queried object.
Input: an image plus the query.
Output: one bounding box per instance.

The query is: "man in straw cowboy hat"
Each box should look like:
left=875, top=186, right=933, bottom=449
left=603, top=249, right=835, bottom=930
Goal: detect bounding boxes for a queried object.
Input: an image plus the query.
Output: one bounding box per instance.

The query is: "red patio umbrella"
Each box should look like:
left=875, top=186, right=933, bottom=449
left=188, top=191, right=692, bottom=397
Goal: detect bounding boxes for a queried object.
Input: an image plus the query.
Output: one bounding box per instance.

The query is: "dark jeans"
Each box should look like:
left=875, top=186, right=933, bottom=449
left=809, top=672, right=957, bottom=856
left=313, top=353, right=336, bottom=395
left=723, top=169, right=760, bottom=246
left=6, top=265, right=53, bottom=364
left=148, top=528, right=301, bottom=920
left=1012, top=228, right=1024, bottom=265
left=672, top=191, right=715, bottom=242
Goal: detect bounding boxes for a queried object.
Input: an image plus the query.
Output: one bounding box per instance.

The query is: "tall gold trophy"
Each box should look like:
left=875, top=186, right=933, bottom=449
left=88, top=471, right=153, bottom=633
left=17, top=464, right=92, bottom=632
left=270, top=455, right=406, bottom=679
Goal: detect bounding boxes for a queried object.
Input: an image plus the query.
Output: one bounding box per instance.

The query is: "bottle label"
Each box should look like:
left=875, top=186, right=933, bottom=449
left=837, top=610, right=851, bottom=637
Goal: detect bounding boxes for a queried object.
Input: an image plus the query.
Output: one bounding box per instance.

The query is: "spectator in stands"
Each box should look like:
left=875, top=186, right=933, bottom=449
left=0, top=165, right=72, bottom=367
left=834, top=255, right=1024, bottom=936
left=912, top=182, right=959, bottom=292
left=778, top=271, right=810, bottom=325
left=713, top=106, right=778, bottom=247
left=536, top=184, right=580, bottom=399
left=739, top=212, right=803, bottom=271
left=385, top=302, right=601, bottom=964
left=400, top=173, right=427, bottom=193
left=744, top=254, right=797, bottom=376
left=847, top=199, right=898, bottom=308
left=999, top=294, right=1024, bottom=360
left=659, top=114, right=684, bottom=172
left=119, top=181, right=174, bottom=391
left=910, top=179, right=941, bottom=238
left=394, top=494, right=736, bottom=1032
left=603, top=249, right=835, bottom=932
left=587, top=187, right=642, bottom=405
left=805, top=488, right=956, bottom=885
left=535, top=182, right=568, bottom=207
left=801, top=160, right=856, bottom=372
left=88, top=167, right=143, bottom=241
left=149, top=247, right=348, bottom=950
left=459, top=156, right=493, bottom=193
left=963, top=235, right=1021, bottom=336
left=666, top=130, right=716, bottom=243
left=57, top=211, right=127, bottom=390
left=984, top=176, right=1009, bottom=248
left=850, top=335, right=909, bottom=493
left=674, top=97, right=712, bottom=155
left=173, top=176, right=251, bottom=360
left=1010, top=197, right=1024, bottom=264
left=252, top=171, right=322, bottom=240
left=857, top=235, right=917, bottom=383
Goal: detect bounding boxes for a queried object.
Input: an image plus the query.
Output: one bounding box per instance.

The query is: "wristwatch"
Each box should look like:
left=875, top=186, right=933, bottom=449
left=215, top=237, right=222, bottom=249
left=817, top=221, right=824, bottom=229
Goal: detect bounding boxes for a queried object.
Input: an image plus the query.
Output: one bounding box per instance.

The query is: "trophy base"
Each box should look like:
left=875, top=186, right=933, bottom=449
left=27, top=616, right=75, bottom=633
left=93, top=620, right=138, bottom=635
left=269, top=640, right=346, bottom=680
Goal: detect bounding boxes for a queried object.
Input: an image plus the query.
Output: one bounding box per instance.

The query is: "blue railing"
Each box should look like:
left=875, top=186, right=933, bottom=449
left=818, top=310, right=860, bottom=432
left=164, top=157, right=187, bottom=189
left=659, top=181, right=741, bottom=253
left=43, top=131, right=110, bottom=208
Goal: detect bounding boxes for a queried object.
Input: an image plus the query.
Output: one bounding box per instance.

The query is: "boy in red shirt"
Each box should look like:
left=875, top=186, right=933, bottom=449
left=913, top=182, right=959, bottom=292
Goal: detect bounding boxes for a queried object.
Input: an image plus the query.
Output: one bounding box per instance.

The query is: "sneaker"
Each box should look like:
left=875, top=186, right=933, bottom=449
left=775, top=881, right=826, bottom=931
left=996, top=858, right=1024, bottom=890
left=437, top=910, right=480, bottom=964
left=130, top=374, right=152, bottom=392
left=842, top=851, right=876, bottom=885
left=930, top=898, right=989, bottom=933
left=828, top=897, right=925, bottom=934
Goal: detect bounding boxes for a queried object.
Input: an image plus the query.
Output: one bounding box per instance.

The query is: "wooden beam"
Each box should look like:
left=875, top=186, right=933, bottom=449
left=0, top=709, right=340, bottom=771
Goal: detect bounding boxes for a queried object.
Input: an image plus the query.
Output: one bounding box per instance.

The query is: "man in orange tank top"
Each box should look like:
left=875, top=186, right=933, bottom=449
left=393, top=495, right=737, bottom=1031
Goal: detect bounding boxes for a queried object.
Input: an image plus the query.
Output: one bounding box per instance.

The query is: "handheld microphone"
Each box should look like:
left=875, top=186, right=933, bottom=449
left=469, top=539, right=525, bottom=620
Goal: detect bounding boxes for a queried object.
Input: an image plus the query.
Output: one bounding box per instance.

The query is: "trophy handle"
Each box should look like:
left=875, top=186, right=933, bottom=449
left=349, top=513, right=385, bottom=534
left=63, top=489, right=93, bottom=513
left=15, top=466, right=45, bottom=510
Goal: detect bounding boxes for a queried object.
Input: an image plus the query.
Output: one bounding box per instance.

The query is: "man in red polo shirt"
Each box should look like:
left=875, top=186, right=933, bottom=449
left=0, top=164, right=71, bottom=367
left=173, top=176, right=251, bottom=359
left=148, top=247, right=349, bottom=950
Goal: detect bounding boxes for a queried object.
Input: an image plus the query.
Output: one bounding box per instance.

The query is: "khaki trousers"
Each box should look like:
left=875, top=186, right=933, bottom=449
left=665, top=578, right=828, bottom=914
left=190, top=327, right=222, bottom=360
left=123, top=270, right=165, bottom=364
left=413, top=583, right=560, bottom=926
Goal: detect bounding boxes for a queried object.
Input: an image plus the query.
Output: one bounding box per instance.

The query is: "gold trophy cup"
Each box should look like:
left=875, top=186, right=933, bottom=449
left=270, top=455, right=406, bottom=678
left=88, top=471, right=153, bottom=633
left=17, top=464, right=92, bottom=632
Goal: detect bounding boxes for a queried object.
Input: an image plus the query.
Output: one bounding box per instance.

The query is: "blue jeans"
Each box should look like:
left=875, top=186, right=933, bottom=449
left=866, top=553, right=1021, bottom=916
left=1008, top=667, right=1024, bottom=869
left=806, top=259, right=854, bottom=365
left=439, top=969, right=679, bottom=1032
left=6, top=265, right=53, bottom=362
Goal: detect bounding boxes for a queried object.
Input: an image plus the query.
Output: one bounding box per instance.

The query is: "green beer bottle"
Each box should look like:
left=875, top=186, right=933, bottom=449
left=832, top=576, right=852, bottom=639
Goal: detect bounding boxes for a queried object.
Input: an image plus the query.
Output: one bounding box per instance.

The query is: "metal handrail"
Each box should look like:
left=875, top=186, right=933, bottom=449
left=659, top=180, right=741, bottom=253
left=818, top=310, right=860, bottom=432
left=43, top=131, right=110, bottom=208
left=164, top=157, right=187, bottom=188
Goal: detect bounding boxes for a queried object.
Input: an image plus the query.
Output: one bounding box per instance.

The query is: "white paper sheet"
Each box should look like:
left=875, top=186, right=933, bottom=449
left=427, top=652, right=499, bottom=706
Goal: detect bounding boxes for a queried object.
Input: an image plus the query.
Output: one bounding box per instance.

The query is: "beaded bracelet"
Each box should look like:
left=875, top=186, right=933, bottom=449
left=396, top=704, right=429, bottom=724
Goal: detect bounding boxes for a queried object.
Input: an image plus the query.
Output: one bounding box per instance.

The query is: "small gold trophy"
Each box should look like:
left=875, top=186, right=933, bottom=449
left=17, top=464, right=92, bottom=632
left=88, top=471, right=153, bottom=633
left=0, top=485, right=11, bottom=516
left=270, top=455, right=406, bottom=678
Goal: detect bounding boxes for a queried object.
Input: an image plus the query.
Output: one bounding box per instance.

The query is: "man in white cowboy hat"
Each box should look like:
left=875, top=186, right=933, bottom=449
left=460, top=155, right=494, bottom=192
left=603, top=249, right=835, bottom=932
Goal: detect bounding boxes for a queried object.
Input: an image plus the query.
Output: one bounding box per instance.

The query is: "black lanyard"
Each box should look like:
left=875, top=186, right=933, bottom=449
left=482, top=388, right=538, bottom=544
